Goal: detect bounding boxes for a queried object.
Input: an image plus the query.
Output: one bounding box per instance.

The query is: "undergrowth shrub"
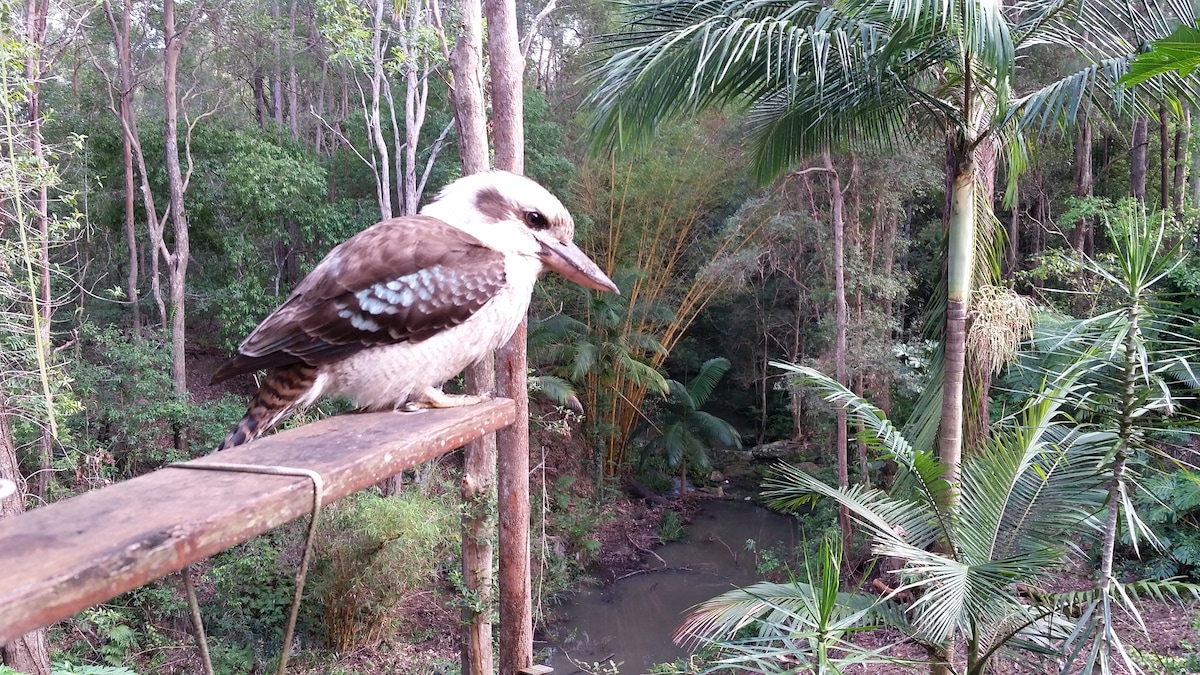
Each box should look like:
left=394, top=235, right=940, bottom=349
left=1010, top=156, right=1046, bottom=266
left=205, top=528, right=307, bottom=668
left=311, top=487, right=459, bottom=652
left=54, top=582, right=186, bottom=671
left=63, top=322, right=244, bottom=483
left=1130, top=469, right=1200, bottom=580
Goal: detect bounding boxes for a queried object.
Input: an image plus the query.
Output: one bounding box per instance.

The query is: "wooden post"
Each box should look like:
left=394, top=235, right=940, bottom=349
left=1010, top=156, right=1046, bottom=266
left=450, top=0, right=494, bottom=669
left=485, top=0, right=532, bottom=669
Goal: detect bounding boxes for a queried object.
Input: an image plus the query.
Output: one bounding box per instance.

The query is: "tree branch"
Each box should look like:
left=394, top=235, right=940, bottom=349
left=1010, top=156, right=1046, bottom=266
left=520, top=0, right=557, bottom=60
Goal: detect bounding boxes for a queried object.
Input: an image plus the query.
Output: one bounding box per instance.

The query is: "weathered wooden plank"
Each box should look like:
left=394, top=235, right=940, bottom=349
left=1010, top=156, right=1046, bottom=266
left=0, top=400, right=516, bottom=645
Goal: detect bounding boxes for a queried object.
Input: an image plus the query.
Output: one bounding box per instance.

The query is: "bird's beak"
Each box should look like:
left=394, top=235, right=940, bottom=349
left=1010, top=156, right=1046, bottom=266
left=533, top=232, right=620, bottom=294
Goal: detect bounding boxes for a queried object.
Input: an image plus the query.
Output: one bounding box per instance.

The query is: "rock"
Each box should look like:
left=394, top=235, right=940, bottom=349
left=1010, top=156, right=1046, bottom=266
left=708, top=470, right=724, bottom=482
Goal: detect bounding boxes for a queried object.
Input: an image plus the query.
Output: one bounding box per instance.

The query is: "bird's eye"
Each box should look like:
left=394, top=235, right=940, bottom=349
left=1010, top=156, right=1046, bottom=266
left=524, top=211, right=550, bottom=230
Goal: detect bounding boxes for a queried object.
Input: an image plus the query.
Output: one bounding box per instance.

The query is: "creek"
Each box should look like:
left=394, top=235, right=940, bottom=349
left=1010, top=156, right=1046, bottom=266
left=543, top=499, right=800, bottom=675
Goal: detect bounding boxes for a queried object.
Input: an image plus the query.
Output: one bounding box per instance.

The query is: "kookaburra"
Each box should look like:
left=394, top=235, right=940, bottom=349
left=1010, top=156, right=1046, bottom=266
left=212, top=171, right=618, bottom=451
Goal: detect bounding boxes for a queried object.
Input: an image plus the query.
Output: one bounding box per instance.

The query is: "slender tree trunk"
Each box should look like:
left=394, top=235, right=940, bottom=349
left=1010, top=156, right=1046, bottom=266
left=163, top=0, right=192, bottom=399
left=271, top=0, right=284, bottom=130
left=823, top=151, right=852, bottom=558
left=106, top=0, right=141, bottom=336
left=449, top=0, right=488, bottom=174
left=1070, top=118, right=1093, bottom=254
left=879, top=213, right=896, bottom=417
left=940, top=153, right=975, bottom=490
left=487, top=0, right=533, bottom=670
left=0, top=393, right=50, bottom=675
left=1099, top=304, right=1139, bottom=589
left=1192, top=112, right=1200, bottom=208
left=24, top=0, right=53, bottom=502
left=287, top=0, right=299, bottom=140
left=1131, top=116, right=1148, bottom=202
left=451, top=0, right=493, bottom=669
left=1160, top=105, right=1169, bottom=212
left=1006, top=189, right=1019, bottom=277
left=1173, top=107, right=1189, bottom=221
left=402, top=0, right=427, bottom=214
left=252, top=68, right=267, bottom=128
left=368, top=0, right=392, bottom=219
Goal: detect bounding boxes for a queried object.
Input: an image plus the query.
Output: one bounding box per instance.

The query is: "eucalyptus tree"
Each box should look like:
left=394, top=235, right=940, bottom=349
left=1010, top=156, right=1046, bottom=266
left=585, top=0, right=1199, bottom=488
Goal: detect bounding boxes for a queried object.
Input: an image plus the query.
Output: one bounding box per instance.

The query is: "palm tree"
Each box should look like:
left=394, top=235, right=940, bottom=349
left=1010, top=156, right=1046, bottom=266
left=635, top=357, right=742, bottom=494
left=1012, top=201, right=1200, bottom=662
left=585, top=0, right=1200, bottom=492
left=679, top=206, right=1200, bottom=674
left=681, top=363, right=1199, bottom=675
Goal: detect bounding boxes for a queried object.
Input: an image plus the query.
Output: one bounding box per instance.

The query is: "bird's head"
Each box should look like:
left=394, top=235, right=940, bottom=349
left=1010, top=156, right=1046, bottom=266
left=421, top=171, right=619, bottom=294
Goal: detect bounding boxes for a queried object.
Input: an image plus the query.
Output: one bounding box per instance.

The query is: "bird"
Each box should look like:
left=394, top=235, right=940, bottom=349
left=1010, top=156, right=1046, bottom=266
left=211, top=170, right=619, bottom=451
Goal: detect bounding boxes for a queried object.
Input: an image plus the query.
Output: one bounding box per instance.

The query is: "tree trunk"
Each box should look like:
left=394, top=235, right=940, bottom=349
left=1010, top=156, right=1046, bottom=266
left=1099, top=305, right=1139, bottom=590
left=449, top=0, right=488, bottom=174
left=287, top=0, right=299, bottom=140
left=24, top=0, right=53, bottom=502
left=1131, top=116, right=1148, bottom=202
left=252, top=67, right=267, bottom=128
left=402, top=0, right=428, bottom=214
left=486, top=0, right=533, bottom=670
left=880, top=214, right=897, bottom=416
left=1005, top=190, right=1019, bottom=278
left=163, top=0, right=193, bottom=401
left=823, top=151, right=852, bottom=558
left=940, top=153, right=975, bottom=490
left=487, top=0, right=524, bottom=173
left=1160, top=105, right=1169, bottom=212
left=271, top=0, right=284, bottom=130
left=1070, top=118, right=1093, bottom=255
left=1173, top=107, right=1189, bottom=221
left=1, top=392, right=50, bottom=675
left=368, top=0, right=392, bottom=219
left=452, top=0, right=494, bottom=669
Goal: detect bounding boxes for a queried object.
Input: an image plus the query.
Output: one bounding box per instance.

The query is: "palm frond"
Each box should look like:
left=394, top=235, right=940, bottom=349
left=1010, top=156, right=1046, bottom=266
left=529, top=375, right=580, bottom=410
left=689, top=410, right=743, bottom=449
left=686, top=357, right=731, bottom=407
left=772, top=362, right=956, bottom=519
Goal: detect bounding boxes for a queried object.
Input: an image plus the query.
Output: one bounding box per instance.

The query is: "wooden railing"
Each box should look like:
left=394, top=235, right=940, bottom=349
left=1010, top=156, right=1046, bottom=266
left=0, top=400, right=516, bottom=647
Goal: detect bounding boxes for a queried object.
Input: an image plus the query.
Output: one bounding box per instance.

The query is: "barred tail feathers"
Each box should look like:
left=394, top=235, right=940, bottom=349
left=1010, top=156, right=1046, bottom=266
left=215, top=364, right=318, bottom=452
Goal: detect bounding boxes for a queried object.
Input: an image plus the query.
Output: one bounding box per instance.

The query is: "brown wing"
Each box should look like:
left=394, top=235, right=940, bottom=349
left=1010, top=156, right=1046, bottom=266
left=211, top=216, right=506, bottom=383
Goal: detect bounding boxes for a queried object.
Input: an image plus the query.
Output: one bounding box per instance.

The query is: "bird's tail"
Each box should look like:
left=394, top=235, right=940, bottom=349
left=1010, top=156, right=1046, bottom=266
left=216, top=363, right=318, bottom=452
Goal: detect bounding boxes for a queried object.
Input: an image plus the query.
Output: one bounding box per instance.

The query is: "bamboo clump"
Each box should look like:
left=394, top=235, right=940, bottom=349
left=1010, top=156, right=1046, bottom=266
left=574, top=140, right=764, bottom=474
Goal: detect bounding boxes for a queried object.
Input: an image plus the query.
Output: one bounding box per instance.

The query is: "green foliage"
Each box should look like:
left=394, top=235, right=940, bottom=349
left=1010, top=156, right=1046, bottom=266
left=547, top=475, right=603, bottom=559
left=1129, top=647, right=1200, bottom=675
left=51, top=664, right=139, bottom=675
left=678, top=535, right=913, bottom=673
left=0, top=0, right=81, bottom=459
left=763, top=363, right=1195, bottom=673
left=1130, top=471, right=1200, bottom=581
left=310, top=488, right=459, bottom=651
left=63, top=323, right=244, bottom=478
left=658, top=509, right=685, bottom=542
left=635, top=358, right=742, bottom=489
left=206, top=533, right=301, bottom=662
left=646, top=657, right=701, bottom=674
left=54, top=579, right=186, bottom=671
left=1124, top=22, right=1200, bottom=84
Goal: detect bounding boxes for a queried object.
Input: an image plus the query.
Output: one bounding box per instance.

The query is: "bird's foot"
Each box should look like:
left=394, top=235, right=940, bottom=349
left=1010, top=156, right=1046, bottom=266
left=402, top=387, right=492, bottom=411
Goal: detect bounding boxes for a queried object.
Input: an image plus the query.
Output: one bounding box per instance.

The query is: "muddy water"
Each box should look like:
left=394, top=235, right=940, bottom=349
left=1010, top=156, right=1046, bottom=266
left=543, top=500, right=799, bottom=675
